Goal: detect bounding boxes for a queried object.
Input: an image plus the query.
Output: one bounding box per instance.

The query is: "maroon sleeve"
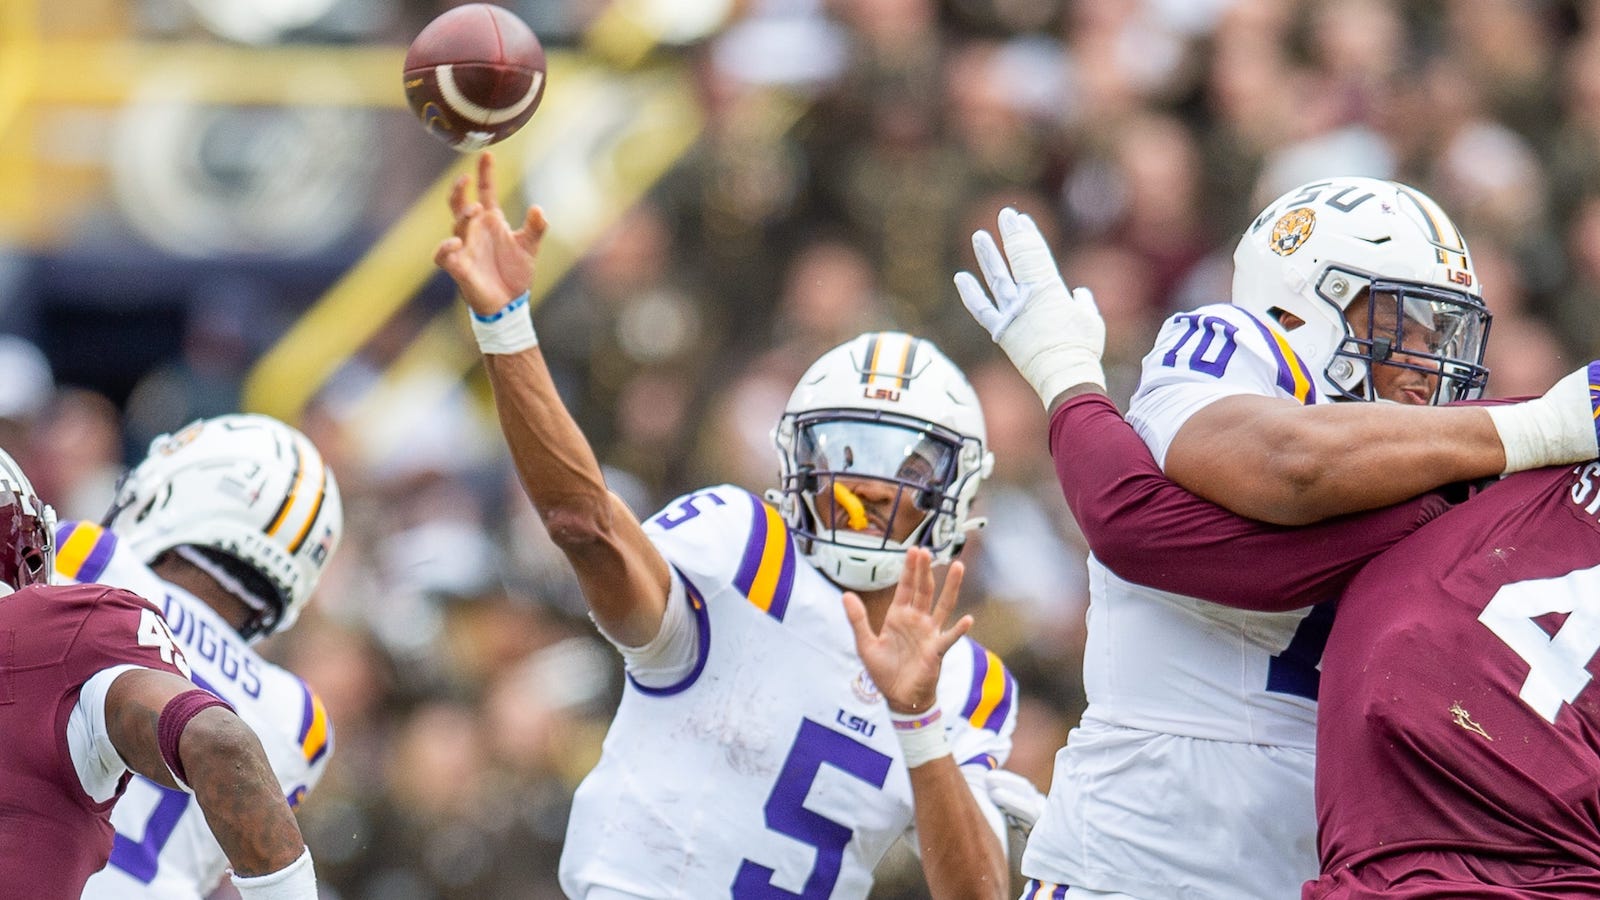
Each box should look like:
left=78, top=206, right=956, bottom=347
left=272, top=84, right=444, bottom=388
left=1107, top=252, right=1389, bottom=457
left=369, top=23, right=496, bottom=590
left=1048, top=393, right=1456, bottom=611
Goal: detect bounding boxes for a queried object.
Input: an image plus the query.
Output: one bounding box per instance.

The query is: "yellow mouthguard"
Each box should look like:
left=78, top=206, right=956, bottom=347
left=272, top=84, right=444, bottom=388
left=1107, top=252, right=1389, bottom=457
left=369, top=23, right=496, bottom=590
left=832, top=481, right=870, bottom=531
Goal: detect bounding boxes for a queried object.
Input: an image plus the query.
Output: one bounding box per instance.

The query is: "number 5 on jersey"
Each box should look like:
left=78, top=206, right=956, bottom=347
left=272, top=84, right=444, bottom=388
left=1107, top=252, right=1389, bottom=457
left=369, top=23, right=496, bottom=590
left=138, top=608, right=192, bottom=679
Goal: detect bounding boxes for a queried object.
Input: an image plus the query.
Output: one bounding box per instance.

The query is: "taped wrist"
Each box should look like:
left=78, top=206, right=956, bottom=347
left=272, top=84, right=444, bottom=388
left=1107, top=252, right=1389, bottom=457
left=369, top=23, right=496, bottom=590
left=995, top=293, right=1106, bottom=408
left=157, top=689, right=234, bottom=791
left=469, top=291, right=538, bottom=354
left=232, top=847, right=316, bottom=900
left=890, top=706, right=951, bottom=768
left=1486, top=363, right=1600, bottom=473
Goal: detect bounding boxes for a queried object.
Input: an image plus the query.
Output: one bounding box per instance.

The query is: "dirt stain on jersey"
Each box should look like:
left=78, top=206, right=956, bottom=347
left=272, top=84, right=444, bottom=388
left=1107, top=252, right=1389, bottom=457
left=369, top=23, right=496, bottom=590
left=1450, top=701, right=1493, bottom=741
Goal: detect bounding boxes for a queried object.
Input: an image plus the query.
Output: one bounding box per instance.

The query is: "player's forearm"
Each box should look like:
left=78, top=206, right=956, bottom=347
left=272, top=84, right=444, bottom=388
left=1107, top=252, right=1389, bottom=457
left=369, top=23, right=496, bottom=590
left=910, top=759, right=1009, bottom=900
left=181, top=708, right=308, bottom=877
left=482, top=349, right=671, bottom=643
left=1166, top=400, right=1503, bottom=525
left=1050, top=393, right=1453, bottom=609
left=483, top=348, right=613, bottom=522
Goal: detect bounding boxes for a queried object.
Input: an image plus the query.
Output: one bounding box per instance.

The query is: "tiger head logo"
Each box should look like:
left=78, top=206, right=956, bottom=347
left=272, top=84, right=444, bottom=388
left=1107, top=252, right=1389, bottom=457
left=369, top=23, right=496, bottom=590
left=1270, top=207, right=1317, bottom=257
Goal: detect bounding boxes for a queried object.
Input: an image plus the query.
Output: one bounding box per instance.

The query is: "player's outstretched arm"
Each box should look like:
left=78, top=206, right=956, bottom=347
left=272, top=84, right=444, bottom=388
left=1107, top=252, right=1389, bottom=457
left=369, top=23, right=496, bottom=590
left=1051, top=386, right=1451, bottom=609
left=435, top=152, right=670, bottom=646
left=104, top=668, right=314, bottom=897
left=1163, top=362, right=1600, bottom=525
left=843, top=550, right=1008, bottom=900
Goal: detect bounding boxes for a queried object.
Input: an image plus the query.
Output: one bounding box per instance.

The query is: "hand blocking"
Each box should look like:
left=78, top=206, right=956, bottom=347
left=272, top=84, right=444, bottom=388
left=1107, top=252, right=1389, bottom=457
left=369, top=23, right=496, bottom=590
left=955, top=208, right=1106, bottom=407
left=1486, top=360, right=1600, bottom=473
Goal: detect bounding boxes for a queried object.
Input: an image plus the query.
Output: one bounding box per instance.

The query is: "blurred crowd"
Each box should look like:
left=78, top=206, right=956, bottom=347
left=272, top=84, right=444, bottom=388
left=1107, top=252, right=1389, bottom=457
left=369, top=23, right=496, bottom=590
left=11, top=0, right=1600, bottom=897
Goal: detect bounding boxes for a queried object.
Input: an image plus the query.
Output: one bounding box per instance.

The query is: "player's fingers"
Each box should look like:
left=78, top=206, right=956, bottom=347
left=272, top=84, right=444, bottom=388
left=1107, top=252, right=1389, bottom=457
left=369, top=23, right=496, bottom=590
left=448, top=174, right=471, bottom=217
left=841, top=591, right=875, bottom=644
left=477, top=152, right=498, bottom=211
left=433, top=236, right=463, bottom=271
left=517, top=205, right=549, bottom=254
left=938, top=614, right=975, bottom=654
left=998, top=207, right=1055, bottom=282
left=932, top=560, right=965, bottom=625
left=971, top=229, right=1013, bottom=297
left=907, top=547, right=935, bottom=611
left=954, top=272, right=1003, bottom=333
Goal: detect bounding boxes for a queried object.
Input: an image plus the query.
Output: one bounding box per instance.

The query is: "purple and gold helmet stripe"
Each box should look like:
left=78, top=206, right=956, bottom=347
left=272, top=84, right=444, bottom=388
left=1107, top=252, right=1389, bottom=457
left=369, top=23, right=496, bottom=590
left=296, top=684, right=331, bottom=767
left=859, top=332, right=920, bottom=390
left=54, top=520, right=118, bottom=583
left=1245, top=316, right=1317, bottom=405
left=960, top=641, right=1015, bottom=733
left=733, top=494, right=796, bottom=621
left=265, top=435, right=329, bottom=554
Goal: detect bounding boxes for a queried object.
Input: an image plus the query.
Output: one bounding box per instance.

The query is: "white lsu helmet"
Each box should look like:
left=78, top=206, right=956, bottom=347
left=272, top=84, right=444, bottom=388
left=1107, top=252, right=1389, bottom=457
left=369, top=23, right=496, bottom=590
left=1233, top=176, right=1492, bottom=403
left=771, top=332, right=994, bottom=592
left=104, top=414, right=342, bottom=641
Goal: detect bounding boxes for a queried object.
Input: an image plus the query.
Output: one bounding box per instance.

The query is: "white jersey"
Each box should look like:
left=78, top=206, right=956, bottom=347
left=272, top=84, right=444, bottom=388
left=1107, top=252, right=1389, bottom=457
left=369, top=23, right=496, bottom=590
left=1023, top=304, right=1330, bottom=899
left=560, top=485, right=1016, bottom=900
left=54, top=521, right=332, bottom=900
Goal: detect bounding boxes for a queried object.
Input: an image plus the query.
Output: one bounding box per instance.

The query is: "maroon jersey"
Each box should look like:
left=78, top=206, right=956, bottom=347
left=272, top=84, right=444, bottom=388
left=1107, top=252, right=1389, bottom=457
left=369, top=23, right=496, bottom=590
left=0, top=582, right=190, bottom=898
left=1307, top=462, right=1600, bottom=896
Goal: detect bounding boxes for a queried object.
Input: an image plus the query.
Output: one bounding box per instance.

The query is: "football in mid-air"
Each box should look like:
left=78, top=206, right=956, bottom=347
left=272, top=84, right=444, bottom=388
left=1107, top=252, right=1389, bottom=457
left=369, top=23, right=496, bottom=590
left=403, top=3, right=547, bottom=151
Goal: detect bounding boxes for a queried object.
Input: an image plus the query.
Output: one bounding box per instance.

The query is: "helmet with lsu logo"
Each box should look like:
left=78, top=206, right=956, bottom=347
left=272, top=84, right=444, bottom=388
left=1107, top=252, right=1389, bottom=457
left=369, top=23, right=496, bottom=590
left=103, top=414, right=343, bottom=641
left=771, top=332, right=994, bottom=591
left=1232, top=176, right=1492, bottom=403
left=0, top=447, right=54, bottom=596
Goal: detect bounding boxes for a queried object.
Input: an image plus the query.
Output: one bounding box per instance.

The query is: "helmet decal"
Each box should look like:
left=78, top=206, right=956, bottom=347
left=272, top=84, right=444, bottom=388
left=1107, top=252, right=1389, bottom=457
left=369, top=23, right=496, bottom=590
left=1270, top=207, right=1316, bottom=257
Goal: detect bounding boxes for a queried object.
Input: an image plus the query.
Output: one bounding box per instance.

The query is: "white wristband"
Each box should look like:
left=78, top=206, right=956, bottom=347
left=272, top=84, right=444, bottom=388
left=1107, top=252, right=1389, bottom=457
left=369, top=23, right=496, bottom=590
left=469, top=291, right=539, bottom=354
left=890, top=706, right=951, bottom=769
left=1485, top=363, right=1600, bottom=473
left=232, top=848, right=316, bottom=900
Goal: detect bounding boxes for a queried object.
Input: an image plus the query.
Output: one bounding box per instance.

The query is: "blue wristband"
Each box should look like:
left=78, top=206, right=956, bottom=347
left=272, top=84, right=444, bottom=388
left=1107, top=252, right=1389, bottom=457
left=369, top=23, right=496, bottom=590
left=470, top=291, right=530, bottom=324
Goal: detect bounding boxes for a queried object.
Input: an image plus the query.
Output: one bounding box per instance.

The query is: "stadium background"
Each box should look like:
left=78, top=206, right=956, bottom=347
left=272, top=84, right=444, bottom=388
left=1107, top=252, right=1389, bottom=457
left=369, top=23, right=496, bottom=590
left=1, top=0, right=1594, bottom=896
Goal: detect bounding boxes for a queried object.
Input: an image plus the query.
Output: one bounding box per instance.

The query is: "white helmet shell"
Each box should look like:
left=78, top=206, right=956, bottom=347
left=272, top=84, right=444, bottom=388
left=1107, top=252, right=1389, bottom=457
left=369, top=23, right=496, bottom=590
left=105, top=414, right=342, bottom=638
left=772, top=332, right=993, bottom=592
left=1233, top=177, right=1491, bottom=402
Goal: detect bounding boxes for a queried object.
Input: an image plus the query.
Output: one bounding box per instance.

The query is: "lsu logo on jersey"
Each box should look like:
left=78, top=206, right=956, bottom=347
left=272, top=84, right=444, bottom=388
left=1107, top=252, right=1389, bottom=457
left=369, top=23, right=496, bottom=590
left=1270, top=207, right=1316, bottom=256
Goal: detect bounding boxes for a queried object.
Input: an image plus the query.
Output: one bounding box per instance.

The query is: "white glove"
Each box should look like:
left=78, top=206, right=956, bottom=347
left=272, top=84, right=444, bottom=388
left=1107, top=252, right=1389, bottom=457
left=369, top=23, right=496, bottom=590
left=984, top=768, right=1046, bottom=834
left=1485, top=361, right=1600, bottom=473
left=955, top=207, right=1106, bottom=407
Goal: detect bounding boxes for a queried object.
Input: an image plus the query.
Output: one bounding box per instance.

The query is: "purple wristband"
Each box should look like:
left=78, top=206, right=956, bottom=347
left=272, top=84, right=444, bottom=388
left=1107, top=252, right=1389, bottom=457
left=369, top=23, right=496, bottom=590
left=890, top=707, right=943, bottom=731
left=157, top=689, right=233, bottom=787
